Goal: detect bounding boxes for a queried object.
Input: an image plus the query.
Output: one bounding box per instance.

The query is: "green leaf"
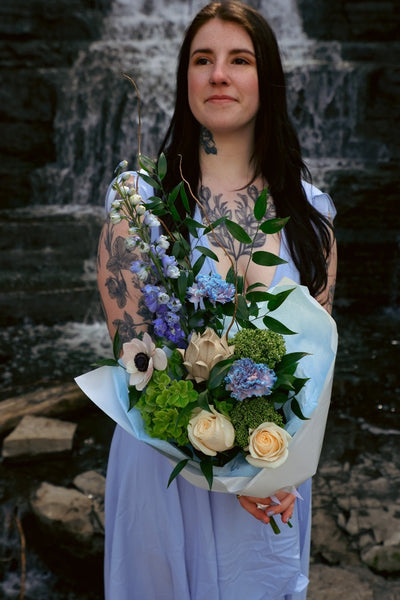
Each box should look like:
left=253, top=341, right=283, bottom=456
left=113, top=329, right=123, bottom=361
left=168, top=183, right=181, bottom=204
left=157, top=152, right=167, bottom=180
left=197, top=390, right=211, bottom=411
left=179, top=184, right=190, bottom=213
left=245, top=290, right=272, bottom=303
left=194, top=245, right=219, bottom=261
left=290, top=397, right=309, bottom=420
left=267, top=288, right=295, bottom=311
left=277, top=351, right=309, bottom=369
left=246, top=281, right=268, bottom=292
left=177, top=271, right=188, bottom=301
left=128, top=386, right=141, bottom=410
left=226, top=266, right=236, bottom=285
left=167, top=459, right=189, bottom=487
left=274, top=373, right=296, bottom=391
left=293, top=377, right=310, bottom=394
left=92, top=358, right=120, bottom=367
left=203, top=217, right=226, bottom=235
left=252, top=251, right=287, bottom=267
left=192, top=254, right=206, bottom=277
left=259, top=217, right=290, bottom=234
left=172, top=239, right=188, bottom=260
left=208, top=358, right=234, bottom=390
left=236, top=294, right=250, bottom=320
left=186, top=218, right=206, bottom=238
left=200, top=458, right=214, bottom=490
left=225, top=219, right=252, bottom=244
left=263, top=315, right=297, bottom=335
left=139, top=172, right=161, bottom=190
left=139, top=154, right=156, bottom=173
left=254, top=188, right=268, bottom=221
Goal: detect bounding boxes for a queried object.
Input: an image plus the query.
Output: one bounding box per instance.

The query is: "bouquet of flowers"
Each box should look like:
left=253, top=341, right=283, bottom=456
left=76, top=152, right=338, bottom=515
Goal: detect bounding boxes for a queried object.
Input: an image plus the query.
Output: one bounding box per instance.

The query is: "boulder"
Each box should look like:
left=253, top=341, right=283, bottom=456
left=30, top=480, right=104, bottom=557
left=2, top=415, right=77, bottom=458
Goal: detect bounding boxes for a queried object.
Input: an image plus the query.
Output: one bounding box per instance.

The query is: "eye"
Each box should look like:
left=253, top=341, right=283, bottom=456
left=233, top=57, right=250, bottom=65
left=194, top=57, right=211, bottom=65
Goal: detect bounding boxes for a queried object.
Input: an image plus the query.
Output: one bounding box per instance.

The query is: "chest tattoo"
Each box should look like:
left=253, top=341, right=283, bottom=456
left=198, top=185, right=276, bottom=262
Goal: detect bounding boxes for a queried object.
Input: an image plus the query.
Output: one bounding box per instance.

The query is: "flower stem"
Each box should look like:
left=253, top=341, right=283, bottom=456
left=269, top=516, right=281, bottom=535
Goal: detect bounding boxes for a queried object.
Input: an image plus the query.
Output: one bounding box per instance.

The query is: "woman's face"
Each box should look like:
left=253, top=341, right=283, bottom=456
left=187, top=19, right=259, bottom=137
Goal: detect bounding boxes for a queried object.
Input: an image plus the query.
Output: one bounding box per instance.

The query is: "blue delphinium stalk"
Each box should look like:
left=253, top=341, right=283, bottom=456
left=142, top=284, right=186, bottom=347
left=225, top=358, right=277, bottom=401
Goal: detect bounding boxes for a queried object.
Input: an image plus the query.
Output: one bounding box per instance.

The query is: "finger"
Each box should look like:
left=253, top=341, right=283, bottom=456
left=266, top=494, right=295, bottom=520
left=237, top=495, right=270, bottom=524
left=239, top=495, right=272, bottom=506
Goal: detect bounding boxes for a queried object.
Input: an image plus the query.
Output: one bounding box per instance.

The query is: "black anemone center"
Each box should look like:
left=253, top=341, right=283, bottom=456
left=134, top=352, right=150, bottom=372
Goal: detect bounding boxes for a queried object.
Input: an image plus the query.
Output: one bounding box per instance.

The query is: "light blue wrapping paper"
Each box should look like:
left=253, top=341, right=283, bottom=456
left=75, top=278, right=337, bottom=496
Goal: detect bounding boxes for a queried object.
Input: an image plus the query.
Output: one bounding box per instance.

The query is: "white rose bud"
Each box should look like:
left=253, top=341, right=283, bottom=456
left=245, top=422, right=292, bottom=468
left=188, top=406, right=235, bottom=456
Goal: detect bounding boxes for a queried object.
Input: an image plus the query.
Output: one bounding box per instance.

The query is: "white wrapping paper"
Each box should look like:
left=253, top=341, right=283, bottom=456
left=75, top=279, right=337, bottom=497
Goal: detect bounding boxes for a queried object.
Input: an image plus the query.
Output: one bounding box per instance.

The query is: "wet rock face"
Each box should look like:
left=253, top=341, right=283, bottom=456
left=297, top=0, right=400, bottom=41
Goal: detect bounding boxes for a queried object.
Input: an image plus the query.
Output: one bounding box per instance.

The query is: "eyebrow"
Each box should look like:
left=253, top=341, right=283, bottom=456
left=190, top=48, right=256, bottom=58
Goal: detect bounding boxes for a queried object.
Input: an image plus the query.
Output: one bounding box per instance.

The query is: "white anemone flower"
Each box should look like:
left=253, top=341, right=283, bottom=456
left=121, top=332, right=167, bottom=390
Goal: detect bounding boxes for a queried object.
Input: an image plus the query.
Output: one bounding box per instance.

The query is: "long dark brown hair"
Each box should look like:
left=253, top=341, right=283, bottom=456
left=159, top=1, right=333, bottom=298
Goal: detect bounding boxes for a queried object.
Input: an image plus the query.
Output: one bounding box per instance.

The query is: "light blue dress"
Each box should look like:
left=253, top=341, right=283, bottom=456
left=103, top=178, right=335, bottom=600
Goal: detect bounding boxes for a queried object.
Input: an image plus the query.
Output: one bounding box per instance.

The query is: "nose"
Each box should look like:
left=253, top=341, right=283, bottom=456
left=209, top=60, right=229, bottom=85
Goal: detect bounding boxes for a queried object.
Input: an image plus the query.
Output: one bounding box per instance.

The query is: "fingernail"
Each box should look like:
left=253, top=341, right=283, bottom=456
left=267, top=510, right=275, bottom=517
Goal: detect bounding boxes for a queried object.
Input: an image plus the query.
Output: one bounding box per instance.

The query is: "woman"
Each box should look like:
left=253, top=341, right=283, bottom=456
left=97, top=2, right=337, bottom=599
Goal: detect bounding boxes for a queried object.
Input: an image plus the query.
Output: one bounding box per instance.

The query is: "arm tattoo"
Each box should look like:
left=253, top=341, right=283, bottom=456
left=99, top=219, right=153, bottom=342
left=199, top=185, right=275, bottom=262
left=200, top=127, right=217, bottom=155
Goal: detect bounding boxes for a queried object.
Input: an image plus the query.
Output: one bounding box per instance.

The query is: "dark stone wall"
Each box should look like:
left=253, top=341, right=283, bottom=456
left=297, top=0, right=400, bottom=41
left=296, top=0, right=400, bottom=315
left=0, top=0, right=113, bottom=208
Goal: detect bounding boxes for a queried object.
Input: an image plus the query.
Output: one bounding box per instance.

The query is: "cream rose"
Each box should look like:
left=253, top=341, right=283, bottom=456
left=245, top=422, right=292, bottom=468
left=188, top=406, right=235, bottom=456
left=178, top=328, right=234, bottom=383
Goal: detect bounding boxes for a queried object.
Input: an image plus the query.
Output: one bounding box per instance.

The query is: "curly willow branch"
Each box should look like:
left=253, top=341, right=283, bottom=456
left=122, top=73, right=142, bottom=193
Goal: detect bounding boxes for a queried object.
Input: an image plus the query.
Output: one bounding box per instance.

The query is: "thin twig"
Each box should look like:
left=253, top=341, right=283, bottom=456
left=122, top=73, right=142, bottom=193
left=15, top=511, right=26, bottom=600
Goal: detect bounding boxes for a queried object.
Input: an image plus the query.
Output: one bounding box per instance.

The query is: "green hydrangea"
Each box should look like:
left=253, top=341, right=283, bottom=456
left=136, top=371, right=198, bottom=446
left=230, top=396, right=284, bottom=449
left=230, top=328, right=286, bottom=368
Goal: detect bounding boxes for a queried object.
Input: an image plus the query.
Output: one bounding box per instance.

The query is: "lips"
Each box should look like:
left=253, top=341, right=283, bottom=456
left=206, top=95, right=236, bottom=103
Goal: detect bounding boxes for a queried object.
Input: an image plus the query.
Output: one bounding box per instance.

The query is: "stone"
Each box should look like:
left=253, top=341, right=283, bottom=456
left=308, top=564, right=374, bottom=599
left=30, top=481, right=104, bottom=556
left=311, top=508, right=352, bottom=565
left=361, top=543, right=400, bottom=574
left=0, top=382, right=90, bottom=435
left=73, top=470, right=106, bottom=499
left=1, top=415, right=77, bottom=458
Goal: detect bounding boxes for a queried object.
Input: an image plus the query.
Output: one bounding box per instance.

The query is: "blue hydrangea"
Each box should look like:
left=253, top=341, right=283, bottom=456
left=225, top=358, right=277, bottom=401
left=187, top=273, right=235, bottom=307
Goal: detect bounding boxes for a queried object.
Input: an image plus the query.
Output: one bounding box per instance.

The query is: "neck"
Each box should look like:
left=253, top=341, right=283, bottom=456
left=199, top=128, right=256, bottom=190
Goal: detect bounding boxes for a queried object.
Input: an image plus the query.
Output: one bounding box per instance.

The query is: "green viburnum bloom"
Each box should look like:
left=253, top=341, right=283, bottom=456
left=230, top=396, right=284, bottom=449
left=136, top=370, right=198, bottom=446
left=230, top=328, right=286, bottom=368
